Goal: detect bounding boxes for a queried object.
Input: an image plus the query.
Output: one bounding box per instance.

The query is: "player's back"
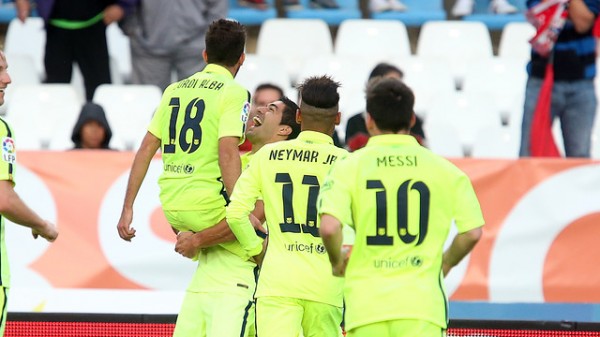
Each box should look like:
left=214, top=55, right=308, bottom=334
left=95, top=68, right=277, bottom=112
left=252, top=131, right=347, bottom=306
left=148, top=64, right=249, bottom=217
left=331, top=134, right=483, bottom=330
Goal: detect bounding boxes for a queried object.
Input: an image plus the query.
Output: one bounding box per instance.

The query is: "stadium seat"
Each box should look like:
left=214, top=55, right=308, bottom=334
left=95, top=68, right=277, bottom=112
left=256, top=18, right=334, bottom=83
left=396, top=56, right=457, bottom=119
left=227, top=0, right=277, bottom=25
left=106, top=23, right=132, bottom=84
left=235, top=54, right=292, bottom=95
left=5, top=84, right=82, bottom=150
left=5, top=17, right=45, bottom=78
left=416, top=21, right=494, bottom=88
left=426, top=91, right=502, bottom=155
left=463, top=0, right=527, bottom=30
left=297, top=55, right=377, bottom=91
left=334, top=19, right=411, bottom=60
left=471, top=125, right=520, bottom=159
left=0, top=0, right=16, bottom=23
left=423, top=121, right=465, bottom=158
left=498, top=22, right=536, bottom=62
left=0, top=53, right=42, bottom=116
left=461, top=57, right=528, bottom=124
left=92, top=84, right=163, bottom=151
left=284, top=0, right=361, bottom=26
left=370, top=0, right=445, bottom=27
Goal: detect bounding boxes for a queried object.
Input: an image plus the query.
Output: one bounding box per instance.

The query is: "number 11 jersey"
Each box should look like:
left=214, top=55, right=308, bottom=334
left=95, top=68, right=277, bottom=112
left=228, top=131, right=348, bottom=306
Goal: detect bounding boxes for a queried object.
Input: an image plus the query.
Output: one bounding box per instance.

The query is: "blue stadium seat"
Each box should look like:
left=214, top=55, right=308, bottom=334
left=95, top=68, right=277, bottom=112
left=227, top=0, right=277, bottom=26
left=284, top=0, right=361, bottom=26
left=0, top=0, right=16, bottom=23
left=370, top=0, right=445, bottom=27
left=463, top=0, right=526, bottom=30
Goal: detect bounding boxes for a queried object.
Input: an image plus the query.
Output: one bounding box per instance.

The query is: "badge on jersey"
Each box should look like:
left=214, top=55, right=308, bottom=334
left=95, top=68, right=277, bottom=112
left=2, top=137, right=16, bottom=164
left=241, top=101, right=250, bottom=133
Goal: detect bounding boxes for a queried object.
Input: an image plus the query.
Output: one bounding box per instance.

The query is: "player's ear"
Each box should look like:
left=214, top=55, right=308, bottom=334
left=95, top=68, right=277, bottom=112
left=202, top=50, right=208, bottom=63
left=334, top=111, right=341, bottom=126
left=238, top=52, right=246, bottom=67
left=365, top=112, right=375, bottom=133
left=410, top=112, right=416, bottom=128
left=295, top=109, right=302, bottom=124
left=279, top=125, right=292, bottom=137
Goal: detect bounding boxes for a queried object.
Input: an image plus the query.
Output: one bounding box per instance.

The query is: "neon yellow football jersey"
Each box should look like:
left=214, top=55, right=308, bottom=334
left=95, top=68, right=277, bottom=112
left=318, top=134, right=485, bottom=331
left=0, top=118, right=16, bottom=287
left=148, top=64, right=250, bottom=212
left=227, top=131, right=348, bottom=307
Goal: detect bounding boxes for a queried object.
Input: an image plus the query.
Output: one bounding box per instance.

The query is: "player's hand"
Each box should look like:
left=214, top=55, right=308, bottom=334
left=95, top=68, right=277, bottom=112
left=103, top=4, right=125, bottom=25
left=117, top=208, right=136, bottom=241
left=251, top=236, right=268, bottom=266
left=250, top=213, right=266, bottom=235
left=32, top=220, right=58, bottom=242
left=332, top=246, right=350, bottom=277
left=175, top=231, right=200, bottom=259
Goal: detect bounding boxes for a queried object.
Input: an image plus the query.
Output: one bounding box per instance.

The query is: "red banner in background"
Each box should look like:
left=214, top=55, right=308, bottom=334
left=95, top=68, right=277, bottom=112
left=8, top=152, right=600, bottom=310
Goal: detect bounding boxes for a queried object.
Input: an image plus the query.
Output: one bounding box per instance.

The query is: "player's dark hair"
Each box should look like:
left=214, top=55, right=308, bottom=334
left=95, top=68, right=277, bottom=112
left=368, top=63, right=404, bottom=80
left=279, top=96, right=301, bottom=140
left=297, top=75, right=340, bottom=110
left=366, top=78, right=414, bottom=133
left=255, top=83, right=284, bottom=99
left=205, top=19, right=246, bottom=67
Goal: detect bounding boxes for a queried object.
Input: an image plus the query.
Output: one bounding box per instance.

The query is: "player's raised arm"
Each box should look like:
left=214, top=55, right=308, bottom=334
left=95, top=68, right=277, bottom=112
left=117, top=131, right=161, bottom=241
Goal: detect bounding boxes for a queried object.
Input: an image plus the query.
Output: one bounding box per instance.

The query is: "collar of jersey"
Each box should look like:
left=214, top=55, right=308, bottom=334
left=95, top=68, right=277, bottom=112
left=298, top=130, right=334, bottom=144
left=204, top=64, right=233, bottom=79
left=367, top=134, right=419, bottom=147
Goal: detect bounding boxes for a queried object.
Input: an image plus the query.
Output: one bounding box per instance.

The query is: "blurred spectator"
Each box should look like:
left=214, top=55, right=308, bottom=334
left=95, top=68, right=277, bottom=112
left=240, top=83, right=285, bottom=152
left=519, top=0, right=599, bottom=158
left=369, top=0, right=406, bottom=13
left=345, top=63, right=425, bottom=152
left=451, top=0, right=518, bottom=16
left=120, top=0, right=227, bottom=91
left=71, top=102, right=113, bottom=150
left=15, top=0, right=134, bottom=100
left=284, top=0, right=339, bottom=9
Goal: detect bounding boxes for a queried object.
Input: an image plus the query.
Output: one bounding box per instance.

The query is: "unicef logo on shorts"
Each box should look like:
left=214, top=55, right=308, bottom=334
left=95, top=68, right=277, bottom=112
left=315, top=244, right=326, bottom=254
left=184, top=164, right=195, bottom=174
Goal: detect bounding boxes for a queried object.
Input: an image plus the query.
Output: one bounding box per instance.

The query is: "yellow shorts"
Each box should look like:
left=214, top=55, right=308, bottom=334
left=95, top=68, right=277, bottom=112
left=0, top=286, right=7, bottom=337
left=164, top=208, right=250, bottom=260
left=173, top=292, right=256, bottom=337
left=347, top=319, right=445, bottom=337
left=256, top=296, right=343, bottom=337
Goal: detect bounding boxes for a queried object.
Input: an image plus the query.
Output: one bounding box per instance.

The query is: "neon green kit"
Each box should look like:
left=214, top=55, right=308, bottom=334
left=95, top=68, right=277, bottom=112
left=318, top=134, right=485, bottom=331
left=227, top=131, right=348, bottom=306
left=148, top=63, right=250, bottom=214
left=0, top=118, right=14, bottom=288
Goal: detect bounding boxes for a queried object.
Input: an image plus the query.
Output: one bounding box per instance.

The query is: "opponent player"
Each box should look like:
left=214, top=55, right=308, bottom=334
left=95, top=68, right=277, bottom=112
left=227, top=76, right=348, bottom=337
left=116, top=19, right=257, bottom=337
left=0, top=51, right=59, bottom=337
left=318, top=77, right=484, bottom=337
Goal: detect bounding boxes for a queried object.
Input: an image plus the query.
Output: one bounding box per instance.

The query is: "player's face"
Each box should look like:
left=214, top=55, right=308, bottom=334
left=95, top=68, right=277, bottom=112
left=80, top=120, right=106, bottom=149
left=248, top=88, right=281, bottom=129
left=0, top=52, right=12, bottom=106
left=247, top=101, right=285, bottom=143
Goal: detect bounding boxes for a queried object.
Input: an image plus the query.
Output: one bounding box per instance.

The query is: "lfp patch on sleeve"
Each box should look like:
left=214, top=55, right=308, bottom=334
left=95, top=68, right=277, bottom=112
left=241, top=102, right=250, bottom=123
left=2, top=137, right=16, bottom=164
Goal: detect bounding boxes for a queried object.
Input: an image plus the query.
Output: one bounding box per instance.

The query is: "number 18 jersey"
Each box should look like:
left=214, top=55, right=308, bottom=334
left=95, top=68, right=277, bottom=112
left=227, top=131, right=348, bottom=306
left=148, top=64, right=250, bottom=211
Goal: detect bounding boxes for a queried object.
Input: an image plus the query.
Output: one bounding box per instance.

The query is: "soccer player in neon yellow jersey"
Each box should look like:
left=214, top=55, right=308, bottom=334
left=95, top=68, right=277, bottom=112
left=0, top=51, right=59, bottom=337
left=174, top=95, right=301, bottom=257
left=318, top=77, right=484, bottom=337
left=116, top=19, right=257, bottom=337
left=227, top=75, right=348, bottom=337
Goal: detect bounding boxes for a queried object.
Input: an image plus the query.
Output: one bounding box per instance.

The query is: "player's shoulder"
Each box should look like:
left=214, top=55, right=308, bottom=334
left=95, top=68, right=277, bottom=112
left=0, top=117, right=12, bottom=137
